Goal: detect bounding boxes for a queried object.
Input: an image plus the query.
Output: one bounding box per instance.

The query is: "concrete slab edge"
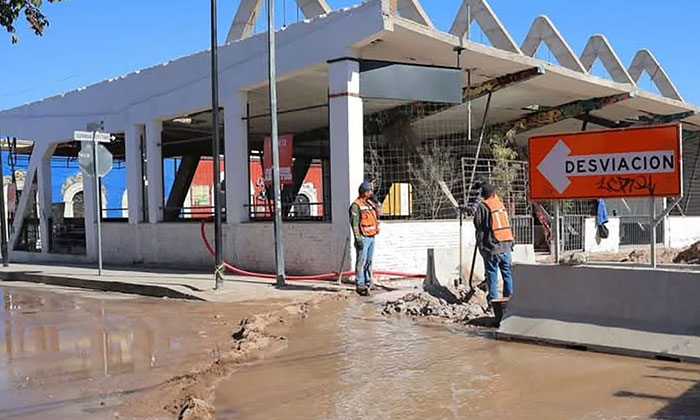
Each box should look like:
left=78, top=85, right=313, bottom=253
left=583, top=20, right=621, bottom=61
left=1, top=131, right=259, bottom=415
left=495, top=329, right=700, bottom=365
left=1, top=273, right=205, bottom=301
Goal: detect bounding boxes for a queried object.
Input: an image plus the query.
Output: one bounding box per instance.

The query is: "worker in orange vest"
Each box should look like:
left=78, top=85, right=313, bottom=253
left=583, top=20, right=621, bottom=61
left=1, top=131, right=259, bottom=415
left=473, top=183, right=515, bottom=301
left=349, top=181, right=380, bottom=296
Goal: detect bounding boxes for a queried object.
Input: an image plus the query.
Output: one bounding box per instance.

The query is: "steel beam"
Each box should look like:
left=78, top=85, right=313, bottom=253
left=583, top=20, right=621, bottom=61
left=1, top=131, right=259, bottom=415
left=489, top=91, right=635, bottom=136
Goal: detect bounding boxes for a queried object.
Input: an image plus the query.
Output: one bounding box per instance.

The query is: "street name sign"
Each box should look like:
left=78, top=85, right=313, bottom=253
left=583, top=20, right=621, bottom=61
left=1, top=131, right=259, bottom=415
left=529, top=124, right=682, bottom=200
left=74, top=130, right=113, bottom=143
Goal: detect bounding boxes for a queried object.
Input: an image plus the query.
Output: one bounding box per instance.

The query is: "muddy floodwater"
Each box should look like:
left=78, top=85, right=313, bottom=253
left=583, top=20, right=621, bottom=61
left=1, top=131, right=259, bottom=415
left=0, top=285, right=289, bottom=419
left=216, top=301, right=700, bottom=420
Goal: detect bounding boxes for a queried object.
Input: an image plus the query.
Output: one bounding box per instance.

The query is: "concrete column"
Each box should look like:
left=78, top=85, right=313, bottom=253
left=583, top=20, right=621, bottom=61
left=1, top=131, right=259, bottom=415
left=224, top=91, right=249, bottom=224
left=145, top=120, right=163, bottom=224
left=126, top=124, right=144, bottom=224
left=328, top=58, right=364, bottom=232
left=36, top=145, right=55, bottom=254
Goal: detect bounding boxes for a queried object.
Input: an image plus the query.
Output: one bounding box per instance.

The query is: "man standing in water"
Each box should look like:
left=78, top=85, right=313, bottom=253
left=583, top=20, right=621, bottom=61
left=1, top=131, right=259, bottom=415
left=349, top=181, right=381, bottom=296
left=473, top=183, right=515, bottom=301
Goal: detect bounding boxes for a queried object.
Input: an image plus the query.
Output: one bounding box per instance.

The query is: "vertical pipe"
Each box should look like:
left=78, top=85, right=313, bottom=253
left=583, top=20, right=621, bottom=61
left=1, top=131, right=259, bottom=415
left=466, top=91, right=493, bottom=202
left=553, top=201, right=561, bottom=263
left=650, top=198, right=657, bottom=268
left=211, top=0, right=224, bottom=289
left=268, top=0, right=286, bottom=286
left=466, top=3, right=472, bottom=144
left=0, top=140, right=8, bottom=267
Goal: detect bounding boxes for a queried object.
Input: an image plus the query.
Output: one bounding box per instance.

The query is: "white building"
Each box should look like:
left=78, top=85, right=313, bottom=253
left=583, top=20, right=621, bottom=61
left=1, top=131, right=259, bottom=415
left=1, top=0, right=700, bottom=273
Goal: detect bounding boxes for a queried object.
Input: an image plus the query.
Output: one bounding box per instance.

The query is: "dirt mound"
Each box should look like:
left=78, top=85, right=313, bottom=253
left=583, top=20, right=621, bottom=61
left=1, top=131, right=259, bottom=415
left=178, top=397, right=214, bottom=420
left=673, top=241, right=700, bottom=264
left=619, top=248, right=677, bottom=264
left=382, top=285, right=490, bottom=322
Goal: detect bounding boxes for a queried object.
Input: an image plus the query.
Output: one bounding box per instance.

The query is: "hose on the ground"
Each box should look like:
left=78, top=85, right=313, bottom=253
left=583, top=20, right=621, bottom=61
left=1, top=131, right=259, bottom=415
left=200, top=218, right=426, bottom=281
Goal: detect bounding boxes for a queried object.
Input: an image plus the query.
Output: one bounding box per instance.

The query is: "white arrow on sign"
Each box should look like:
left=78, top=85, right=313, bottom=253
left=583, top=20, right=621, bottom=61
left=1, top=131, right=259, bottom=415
left=74, top=130, right=115, bottom=143
left=537, top=140, right=676, bottom=194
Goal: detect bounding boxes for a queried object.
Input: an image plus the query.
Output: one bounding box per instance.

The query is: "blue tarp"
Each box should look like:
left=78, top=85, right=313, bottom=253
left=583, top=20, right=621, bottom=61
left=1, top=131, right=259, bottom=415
left=596, top=199, right=609, bottom=226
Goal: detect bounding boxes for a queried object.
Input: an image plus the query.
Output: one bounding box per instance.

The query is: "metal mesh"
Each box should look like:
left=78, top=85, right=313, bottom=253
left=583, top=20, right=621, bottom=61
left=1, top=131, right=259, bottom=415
left=511, top=216, right=534, bottom=245
left=364, top=101, right=481, bottom=220
left=619, top=216, right=664, bottom=246
left=461, top=157, right=530, bottom=216
left=676, top=131, right=700, bottom=215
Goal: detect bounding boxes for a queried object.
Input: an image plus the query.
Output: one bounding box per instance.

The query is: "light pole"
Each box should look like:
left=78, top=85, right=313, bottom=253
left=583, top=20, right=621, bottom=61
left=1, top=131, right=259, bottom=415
left=267, top=0, right=286, bottom=286
left=211, top=0, right=224, bottom=289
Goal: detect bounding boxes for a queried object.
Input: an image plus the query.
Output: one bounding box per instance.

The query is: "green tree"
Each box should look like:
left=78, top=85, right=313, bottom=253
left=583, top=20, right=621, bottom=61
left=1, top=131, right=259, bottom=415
left=1, top=0, right=63, bottom=43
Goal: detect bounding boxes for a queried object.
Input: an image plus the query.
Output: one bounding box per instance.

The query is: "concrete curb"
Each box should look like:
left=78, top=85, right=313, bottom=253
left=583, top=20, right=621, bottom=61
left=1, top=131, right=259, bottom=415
left=1, top=272, right=205, bottom=301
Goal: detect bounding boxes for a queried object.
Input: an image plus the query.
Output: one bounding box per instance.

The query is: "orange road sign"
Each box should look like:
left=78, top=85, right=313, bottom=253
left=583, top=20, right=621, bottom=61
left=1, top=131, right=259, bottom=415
left=529, top=124, right=682, bottom=200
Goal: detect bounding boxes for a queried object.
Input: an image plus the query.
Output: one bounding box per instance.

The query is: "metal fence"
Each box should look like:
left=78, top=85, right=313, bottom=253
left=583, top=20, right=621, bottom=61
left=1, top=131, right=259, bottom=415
left=561, top=215, right=585, bottom=252
left=511, top=216, right=534, bottom=245
left=619, top=216, right=664, bottom=246
left=461, top=157, right=530, bottom=216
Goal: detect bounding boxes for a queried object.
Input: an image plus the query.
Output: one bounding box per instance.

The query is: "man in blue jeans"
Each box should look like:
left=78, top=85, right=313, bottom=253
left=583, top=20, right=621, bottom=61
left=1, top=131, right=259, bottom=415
left=473, top=183, right=514, bottom=301
left=349, top=181, right=380, bottom=296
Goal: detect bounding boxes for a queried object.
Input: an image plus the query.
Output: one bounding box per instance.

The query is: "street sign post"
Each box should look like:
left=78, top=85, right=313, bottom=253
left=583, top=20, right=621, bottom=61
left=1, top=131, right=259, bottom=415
left=76, top=130, right=114, bottom=276
left=529, top=124, right=683, bottom=267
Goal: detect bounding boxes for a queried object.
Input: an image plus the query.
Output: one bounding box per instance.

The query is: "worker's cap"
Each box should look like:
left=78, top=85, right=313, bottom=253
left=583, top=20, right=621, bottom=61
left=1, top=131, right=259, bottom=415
left=480, top=183, right=495, bottom=197
left=473, top=176, right=488, bottom=189
left=359, top=180, right=373, bottom=193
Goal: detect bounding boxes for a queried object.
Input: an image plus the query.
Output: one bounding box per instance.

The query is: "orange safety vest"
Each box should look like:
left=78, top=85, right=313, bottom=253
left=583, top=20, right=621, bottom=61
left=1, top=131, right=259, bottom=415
left=483, top=194, right=515, bottom=243
left=354, top=198, right=380, bottom=237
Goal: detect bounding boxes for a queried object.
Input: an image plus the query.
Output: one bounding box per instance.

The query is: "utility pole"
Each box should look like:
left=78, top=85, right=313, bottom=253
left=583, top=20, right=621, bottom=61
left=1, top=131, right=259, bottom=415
left=211, top=0, right=224, bottom=289
left=0, top=138, right=8, bottom=267
left=267, top=0, right=286, bottom=286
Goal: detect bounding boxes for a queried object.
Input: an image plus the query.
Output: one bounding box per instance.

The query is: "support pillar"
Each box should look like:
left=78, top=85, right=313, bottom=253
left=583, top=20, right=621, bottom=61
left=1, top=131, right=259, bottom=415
left=146, top=120, right=163, bottom=224
left=126, top=124, right=145, bottom=224
left=36, top=145, right=54, bottom=254
left=224, top=91, right=249, bottom=224
left=328, top=58, right=364, bottom=235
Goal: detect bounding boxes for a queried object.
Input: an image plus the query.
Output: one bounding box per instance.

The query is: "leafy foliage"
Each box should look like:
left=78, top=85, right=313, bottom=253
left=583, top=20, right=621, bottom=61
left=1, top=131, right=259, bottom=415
left=1, top=0, right=63, bottom=43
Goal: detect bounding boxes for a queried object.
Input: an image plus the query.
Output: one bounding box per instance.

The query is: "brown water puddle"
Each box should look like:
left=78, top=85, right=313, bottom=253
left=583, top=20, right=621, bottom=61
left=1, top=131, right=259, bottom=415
left=0, top=285, right=286, bottom=419
left=216, top=300, right=700, bottom=419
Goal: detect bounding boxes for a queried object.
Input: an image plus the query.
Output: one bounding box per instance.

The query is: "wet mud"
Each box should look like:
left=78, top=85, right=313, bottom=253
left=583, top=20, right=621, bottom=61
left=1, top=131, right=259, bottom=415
left=216, top=299, right=700, bottom=419
left=0, top=285, right=325, bottom=419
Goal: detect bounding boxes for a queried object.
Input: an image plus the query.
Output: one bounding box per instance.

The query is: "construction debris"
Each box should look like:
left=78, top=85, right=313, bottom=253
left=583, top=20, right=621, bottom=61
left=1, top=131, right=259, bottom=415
left=673, top=241, right=700, bottom=264
left=382, top=285, right=490, bottom=323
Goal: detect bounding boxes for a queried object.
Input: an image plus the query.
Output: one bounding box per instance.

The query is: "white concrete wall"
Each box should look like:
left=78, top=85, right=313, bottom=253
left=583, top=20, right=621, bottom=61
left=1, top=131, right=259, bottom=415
left=374, top=219, right=538, bottom=275
left=374, top=220, right=468, bottom=273
left=583, top=217, right=620, bottom=254
left=101, top=223, right=215, bottom=268
left=666, top=216, right=700, bottom=249
left=230, top=223, right=345, bottom=275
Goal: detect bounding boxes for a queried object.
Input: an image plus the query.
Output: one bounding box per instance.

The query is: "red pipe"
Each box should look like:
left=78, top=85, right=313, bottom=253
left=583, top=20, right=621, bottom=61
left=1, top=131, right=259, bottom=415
left=199, top=219, right=425, bottom=281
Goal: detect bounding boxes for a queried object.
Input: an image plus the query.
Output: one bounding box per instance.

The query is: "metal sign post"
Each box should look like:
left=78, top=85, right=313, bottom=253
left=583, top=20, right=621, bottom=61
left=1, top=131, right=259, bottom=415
left=268, top=0, right=286, bottom=287
left=92, top=133, right=103, bottom=275
left=76, top=130, right=113, bottom=276
left=553, top=201, right=561, bottom=263
left=650, top=198, right=657, bottom=268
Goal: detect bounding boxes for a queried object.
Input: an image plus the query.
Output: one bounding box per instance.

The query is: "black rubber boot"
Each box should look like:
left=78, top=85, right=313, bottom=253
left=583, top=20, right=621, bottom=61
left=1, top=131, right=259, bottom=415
left=355, top=284, right=368, bottom=296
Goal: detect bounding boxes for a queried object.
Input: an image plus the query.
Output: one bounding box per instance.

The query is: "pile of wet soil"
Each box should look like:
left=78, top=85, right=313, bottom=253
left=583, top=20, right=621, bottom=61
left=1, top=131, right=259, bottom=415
left=382, top=285, right=490, bottom=323
left=673, top=241, right=700, bottom=264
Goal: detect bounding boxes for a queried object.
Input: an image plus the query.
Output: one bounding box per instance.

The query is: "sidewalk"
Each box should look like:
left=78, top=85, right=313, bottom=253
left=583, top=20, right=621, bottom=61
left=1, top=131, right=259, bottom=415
left=0, top=263, right=358, bottom=302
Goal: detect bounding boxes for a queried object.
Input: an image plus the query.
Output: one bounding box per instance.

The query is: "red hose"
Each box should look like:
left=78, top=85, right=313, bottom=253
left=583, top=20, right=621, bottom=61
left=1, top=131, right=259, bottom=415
left=199, top=219, right=425, bottom=281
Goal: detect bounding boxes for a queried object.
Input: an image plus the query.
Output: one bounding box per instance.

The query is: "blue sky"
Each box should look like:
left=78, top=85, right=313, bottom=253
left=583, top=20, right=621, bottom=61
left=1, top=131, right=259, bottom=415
left=1, top=0, right=699, bottom=110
